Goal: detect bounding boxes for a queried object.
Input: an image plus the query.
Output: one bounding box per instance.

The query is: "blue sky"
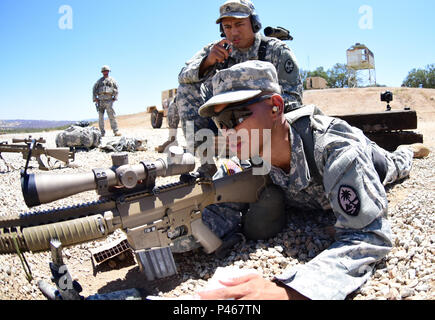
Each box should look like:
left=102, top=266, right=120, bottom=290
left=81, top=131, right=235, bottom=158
left=0, top=0, right=434, bottom=121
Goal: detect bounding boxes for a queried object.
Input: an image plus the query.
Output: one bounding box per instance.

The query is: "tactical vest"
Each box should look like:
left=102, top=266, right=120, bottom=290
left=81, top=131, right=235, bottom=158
left=222, top=39, right=268, bottom=69
left=258, top=40, right=268, bottom=61
left=97, top=78, right=115, bottom=96
left=285, top=105, right=326, bottom=185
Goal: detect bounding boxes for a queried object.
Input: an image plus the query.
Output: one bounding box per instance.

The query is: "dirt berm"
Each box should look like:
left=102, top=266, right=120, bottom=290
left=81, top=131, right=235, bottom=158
left=107, top=87, right=435, bottom=148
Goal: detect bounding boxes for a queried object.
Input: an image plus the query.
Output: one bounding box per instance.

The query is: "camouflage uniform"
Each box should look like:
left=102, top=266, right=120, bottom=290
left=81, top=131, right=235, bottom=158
left=176, top=0, right=303, bottom=148
left=167, top=98, right=180, bottom=130
left=93, top=76, right=119, bottom=135
left=198, top=61, right=415, bottom=300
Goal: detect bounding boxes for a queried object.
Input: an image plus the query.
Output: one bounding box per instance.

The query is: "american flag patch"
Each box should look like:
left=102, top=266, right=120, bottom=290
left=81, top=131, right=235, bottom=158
left=223, top=159, right=243, bottom=176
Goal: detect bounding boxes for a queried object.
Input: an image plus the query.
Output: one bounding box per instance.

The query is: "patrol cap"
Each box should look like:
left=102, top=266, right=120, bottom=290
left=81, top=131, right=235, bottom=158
left=101, top=65, right=111, bottom=72
left=199, top=60, right=281, bottom=118
left=216, top=0, right=256, bottom=24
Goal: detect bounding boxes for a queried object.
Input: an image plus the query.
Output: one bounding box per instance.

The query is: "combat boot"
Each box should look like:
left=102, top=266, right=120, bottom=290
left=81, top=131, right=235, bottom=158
left=399, top=143, right=430, bottom=159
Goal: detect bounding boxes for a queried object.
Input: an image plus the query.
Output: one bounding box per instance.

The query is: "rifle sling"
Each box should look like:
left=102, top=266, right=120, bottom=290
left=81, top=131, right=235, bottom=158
left=291, top=116, right=322, bottom=185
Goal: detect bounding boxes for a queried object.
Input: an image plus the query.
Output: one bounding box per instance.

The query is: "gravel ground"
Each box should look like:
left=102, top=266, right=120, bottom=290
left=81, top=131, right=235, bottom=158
left=0, top=128, right=433, bottom=300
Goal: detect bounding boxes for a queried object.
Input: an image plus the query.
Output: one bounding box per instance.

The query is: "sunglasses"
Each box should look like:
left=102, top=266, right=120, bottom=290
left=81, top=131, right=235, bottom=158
left=212, top=94, right=272, bottom=130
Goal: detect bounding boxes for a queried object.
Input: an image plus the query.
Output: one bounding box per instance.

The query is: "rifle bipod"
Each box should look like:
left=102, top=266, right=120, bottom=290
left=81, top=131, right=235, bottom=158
left=37, top=239, right=145, bottom=300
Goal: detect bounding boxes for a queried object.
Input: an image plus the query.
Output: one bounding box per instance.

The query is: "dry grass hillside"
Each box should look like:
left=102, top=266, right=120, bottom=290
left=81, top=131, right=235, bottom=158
left=104, top=87, right=435, bottom=148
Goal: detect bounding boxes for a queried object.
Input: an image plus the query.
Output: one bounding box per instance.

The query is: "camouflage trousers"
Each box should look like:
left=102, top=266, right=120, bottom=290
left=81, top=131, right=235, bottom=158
left=176, top=83, right=218, bottom=149
left=167, top=100, right=180, bottom=129
left=382, top=144, right=414, bottom=186
left=98, top=100, right=118, bottom=134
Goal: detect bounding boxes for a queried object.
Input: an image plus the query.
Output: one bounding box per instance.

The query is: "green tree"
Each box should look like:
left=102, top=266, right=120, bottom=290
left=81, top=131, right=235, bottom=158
left=301, top=64, right=357, bottom=89
left=300, top=69, right=309, bottom=89
left=327, top=63, right=354, bottom=88
left=301, top=67, right=329, bottom=89
left=402, top=64, right=435, bottom=88
left=309, top=66, right=329, bottom=80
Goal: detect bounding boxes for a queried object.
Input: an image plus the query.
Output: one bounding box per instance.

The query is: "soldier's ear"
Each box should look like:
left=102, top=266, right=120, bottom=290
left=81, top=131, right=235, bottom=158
left=271, top=94, right=284, bottom=115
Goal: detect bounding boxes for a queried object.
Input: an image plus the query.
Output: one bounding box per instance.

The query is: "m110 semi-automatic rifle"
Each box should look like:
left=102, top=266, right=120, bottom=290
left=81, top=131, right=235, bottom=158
left=0, top=148, right=269, bottom=281
left=0, top=136, right=75, bottom=171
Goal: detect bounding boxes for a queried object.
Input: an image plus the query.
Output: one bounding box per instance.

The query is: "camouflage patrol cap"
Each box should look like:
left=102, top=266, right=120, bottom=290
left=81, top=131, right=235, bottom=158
left=101, top=65, right=111, bottom=72
left=199, top=60, right=281, bottom=117
left=216, top=0, right=256, bottom=23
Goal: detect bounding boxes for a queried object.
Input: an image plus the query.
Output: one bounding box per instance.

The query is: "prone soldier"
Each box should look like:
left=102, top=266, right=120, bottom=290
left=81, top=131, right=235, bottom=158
left=195, top=60, right=429, bottom=300
left=93, top=65, right=121, bottom=137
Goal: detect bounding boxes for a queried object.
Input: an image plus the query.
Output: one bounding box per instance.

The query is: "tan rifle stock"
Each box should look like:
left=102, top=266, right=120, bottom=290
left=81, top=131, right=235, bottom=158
left=0, top=137, right=74, bottom=171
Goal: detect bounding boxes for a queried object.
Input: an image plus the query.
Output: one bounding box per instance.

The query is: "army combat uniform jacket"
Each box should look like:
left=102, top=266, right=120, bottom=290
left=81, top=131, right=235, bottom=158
left=93, top=77, right=119, bottom=102
left=178, top=32, right=303, bottom=111
left=202, top=105, right=413, bottom=300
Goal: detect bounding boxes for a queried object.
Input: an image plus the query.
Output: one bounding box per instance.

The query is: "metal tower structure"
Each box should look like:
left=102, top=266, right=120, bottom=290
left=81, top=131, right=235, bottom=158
left=346, top=43, right=376, bottom=87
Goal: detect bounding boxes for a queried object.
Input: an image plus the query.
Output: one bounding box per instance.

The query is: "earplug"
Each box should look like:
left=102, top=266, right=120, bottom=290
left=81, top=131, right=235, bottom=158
left=272, top=106, right=279, bottom=113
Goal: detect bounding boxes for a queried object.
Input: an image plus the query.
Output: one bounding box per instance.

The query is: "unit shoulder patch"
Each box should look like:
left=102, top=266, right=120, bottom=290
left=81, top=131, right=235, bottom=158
left=338, top=185, right=360, bottom=216
left=284, top=59, right=294, bottom=74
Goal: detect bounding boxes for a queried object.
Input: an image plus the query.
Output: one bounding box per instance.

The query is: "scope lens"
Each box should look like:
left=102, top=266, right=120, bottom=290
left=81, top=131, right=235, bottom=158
left=20, top=173, right=41, bottom=207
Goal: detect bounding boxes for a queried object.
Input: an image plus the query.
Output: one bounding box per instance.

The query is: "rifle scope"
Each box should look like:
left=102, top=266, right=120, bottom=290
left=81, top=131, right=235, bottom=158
left=21, top=149, right=196, bottom=208
left=264, top=26, right=293, bottom=41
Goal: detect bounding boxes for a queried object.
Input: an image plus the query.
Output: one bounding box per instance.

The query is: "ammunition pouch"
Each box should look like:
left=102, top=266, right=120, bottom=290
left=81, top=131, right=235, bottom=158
left=99, top=86, right=114, bottom=95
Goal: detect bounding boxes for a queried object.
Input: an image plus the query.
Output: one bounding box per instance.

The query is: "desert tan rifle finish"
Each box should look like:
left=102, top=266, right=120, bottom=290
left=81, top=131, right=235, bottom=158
left=0, top=136, right=74, bottom=171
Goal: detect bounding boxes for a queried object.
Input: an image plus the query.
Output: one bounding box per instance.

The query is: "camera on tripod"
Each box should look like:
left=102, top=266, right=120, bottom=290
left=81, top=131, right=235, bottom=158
left=381, top=91, right=393, bottom=111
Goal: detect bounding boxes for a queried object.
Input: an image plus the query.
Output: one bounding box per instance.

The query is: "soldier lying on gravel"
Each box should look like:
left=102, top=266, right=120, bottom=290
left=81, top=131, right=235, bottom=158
left=195, top=60, right=430, bottom=300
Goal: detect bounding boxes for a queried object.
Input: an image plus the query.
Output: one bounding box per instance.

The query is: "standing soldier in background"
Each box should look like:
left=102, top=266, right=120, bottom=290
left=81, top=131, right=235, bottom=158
left=93, top=65, right=121, bottom=137
left=156, top=0, right=303, bottom=152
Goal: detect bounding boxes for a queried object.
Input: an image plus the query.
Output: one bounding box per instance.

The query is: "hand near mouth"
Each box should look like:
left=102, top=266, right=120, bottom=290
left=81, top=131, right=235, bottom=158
left=200, top=39, right=233, bottom=77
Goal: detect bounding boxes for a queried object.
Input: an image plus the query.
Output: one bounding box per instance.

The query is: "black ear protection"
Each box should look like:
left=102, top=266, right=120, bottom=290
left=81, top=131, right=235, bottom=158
left=220, top=14, right=262, bottom=37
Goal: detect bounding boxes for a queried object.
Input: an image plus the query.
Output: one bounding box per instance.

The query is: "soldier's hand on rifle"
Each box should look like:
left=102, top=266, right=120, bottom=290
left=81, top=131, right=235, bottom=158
left=200, top=39, right=232, bottom=77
